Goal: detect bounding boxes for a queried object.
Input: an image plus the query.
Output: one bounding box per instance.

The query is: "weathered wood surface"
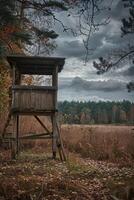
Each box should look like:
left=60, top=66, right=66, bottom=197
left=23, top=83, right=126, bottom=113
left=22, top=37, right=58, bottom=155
left=2, top=135, right=52, bottom=140
left=56, top=122, right=66, bottom=161
left=11, top=115, right=18, bottom=159
left=12, top=86, right=57, bottom=113
left=34, top=115, right=51, bottom=133
left=4, top=55, right=66, bottom=160
left=7, top=55, right=65, bottom=75
left=51, top=114, right=57, bottom=159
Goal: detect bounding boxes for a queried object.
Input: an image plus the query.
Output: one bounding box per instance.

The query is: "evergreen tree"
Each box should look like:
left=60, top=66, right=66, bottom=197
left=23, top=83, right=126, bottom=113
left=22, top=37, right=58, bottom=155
left=121, top=5, right=134, bottom=36
left=0, top=0, right=69, bottom=56
left=119, top=109, right=127, bottom=123
left=0, top=0, right=31, bottom=56
left=129, top=104, right=134, bottom=123
left=58, top=101, right=133, bottom=125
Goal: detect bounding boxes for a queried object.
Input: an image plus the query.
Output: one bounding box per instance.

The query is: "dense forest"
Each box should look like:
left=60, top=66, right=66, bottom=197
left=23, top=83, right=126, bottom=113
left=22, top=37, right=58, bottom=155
left=58, top=101, right=134, bottom=125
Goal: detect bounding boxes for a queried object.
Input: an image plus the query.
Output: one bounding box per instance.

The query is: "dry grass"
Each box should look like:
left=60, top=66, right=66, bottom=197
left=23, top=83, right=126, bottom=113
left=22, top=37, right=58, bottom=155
left=61, top=125, right=134, bottom=163
left=1, top=114, right=134, bottom=163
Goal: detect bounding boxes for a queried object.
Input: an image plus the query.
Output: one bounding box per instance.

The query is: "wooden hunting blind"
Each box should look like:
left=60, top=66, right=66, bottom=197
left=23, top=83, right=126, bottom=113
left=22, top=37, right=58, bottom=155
left=2, top=55, right=66, bottom=160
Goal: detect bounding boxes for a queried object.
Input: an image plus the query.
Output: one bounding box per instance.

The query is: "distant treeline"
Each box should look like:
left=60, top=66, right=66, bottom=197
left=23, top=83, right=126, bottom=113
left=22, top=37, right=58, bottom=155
left=58, top=101, right=134, bottom=125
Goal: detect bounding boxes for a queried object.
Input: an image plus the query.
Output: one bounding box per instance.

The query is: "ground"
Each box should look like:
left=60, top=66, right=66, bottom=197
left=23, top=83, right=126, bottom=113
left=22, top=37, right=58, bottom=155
left=0, top=149, right=134, bottom=200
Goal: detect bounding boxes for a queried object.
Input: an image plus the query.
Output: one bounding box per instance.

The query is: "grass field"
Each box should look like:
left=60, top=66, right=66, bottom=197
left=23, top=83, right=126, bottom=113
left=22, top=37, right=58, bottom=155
left=61, top=125, right=134, bottom=163
left=32, top=124, right=134, bottom=163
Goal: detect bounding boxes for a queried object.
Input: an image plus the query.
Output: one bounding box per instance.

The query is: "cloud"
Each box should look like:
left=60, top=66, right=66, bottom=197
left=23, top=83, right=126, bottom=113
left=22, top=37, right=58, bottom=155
left=53, top=0, right=134, bottom=102
left=121, top=66, right=134, bottom=77
left=58, top=85, right=134, bottom=102
left=61, top=76, right=126, bottom=92
left=111, top=0, right=129, bottom=20
left=55, top=39, right=85, bottom=59
left=54, top=0, right=133, bottom=63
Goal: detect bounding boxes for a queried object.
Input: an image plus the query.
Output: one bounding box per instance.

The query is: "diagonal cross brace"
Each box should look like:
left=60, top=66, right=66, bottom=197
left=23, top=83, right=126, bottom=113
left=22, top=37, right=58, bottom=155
left=34, top=115, right=51, bottom=134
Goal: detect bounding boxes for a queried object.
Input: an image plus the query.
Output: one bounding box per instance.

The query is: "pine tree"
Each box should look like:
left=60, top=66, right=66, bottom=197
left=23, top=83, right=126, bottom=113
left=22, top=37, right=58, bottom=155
left=129, top=104, right=134, bottom=124
left=119, top=109, right=127, bottom=123
left=0, top=0, right=31, bottom=56
left=0, top=0, right=69, bottom=56
left=14, top=0, right=68, bottom=55
left=121, top=6, right=134, bottom=35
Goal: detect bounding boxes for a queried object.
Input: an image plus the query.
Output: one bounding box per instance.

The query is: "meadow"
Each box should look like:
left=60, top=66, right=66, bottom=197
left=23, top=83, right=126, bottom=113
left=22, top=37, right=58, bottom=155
left=0, top=121, right=134, bottom=200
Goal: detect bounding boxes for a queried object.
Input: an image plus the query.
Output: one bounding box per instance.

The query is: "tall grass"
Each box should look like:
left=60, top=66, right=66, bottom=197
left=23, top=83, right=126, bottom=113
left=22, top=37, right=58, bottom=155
left=62, top=125, right=134, bottom=164
left=0, top=115, right=134, bottom=163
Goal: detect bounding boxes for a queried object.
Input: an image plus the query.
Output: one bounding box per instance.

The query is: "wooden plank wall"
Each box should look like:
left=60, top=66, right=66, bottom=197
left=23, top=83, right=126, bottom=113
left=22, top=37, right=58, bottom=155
left=12, top=87, right=56, bottom=112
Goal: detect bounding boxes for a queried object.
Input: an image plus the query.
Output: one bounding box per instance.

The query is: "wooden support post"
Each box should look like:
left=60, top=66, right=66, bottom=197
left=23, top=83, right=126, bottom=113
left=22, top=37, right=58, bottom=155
left=56, top=122, right=66, bottom=161
left=52, top=114, right=57, bottom=159
left=11, top=115, right=16, bottom=159
left=12, top=65, right=16, bottom=85
left=51, top=66, right=58, bottom=159
left=52, top=66, right=58, bottom=109
left=16, top=115, right=19, bottom=156
left=11, top=65, right=17, bottom=159
left=11, top=115, right=19, bottom=159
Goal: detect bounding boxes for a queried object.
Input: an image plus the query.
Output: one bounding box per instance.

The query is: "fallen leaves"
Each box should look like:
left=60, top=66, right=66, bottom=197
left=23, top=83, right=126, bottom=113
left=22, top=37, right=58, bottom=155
left=0, top=151, right=134, bottom=200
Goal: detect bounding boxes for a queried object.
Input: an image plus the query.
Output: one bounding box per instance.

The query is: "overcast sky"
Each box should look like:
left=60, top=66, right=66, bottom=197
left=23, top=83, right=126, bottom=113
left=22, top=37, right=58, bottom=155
left=52, top=0, right=134, bottom=102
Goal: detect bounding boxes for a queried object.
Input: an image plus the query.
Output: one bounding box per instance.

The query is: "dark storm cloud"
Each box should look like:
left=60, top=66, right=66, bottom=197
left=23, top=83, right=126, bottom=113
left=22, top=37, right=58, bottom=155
left=54, top=0, right=133, bottom=61
left=111, top=0, right=130, bottom=20
left=67, top=77, right=126, bottom=92
left=56, top=32, right=106, bottom=59
left=56, top=39, right=85, bottom=58
left=122, top=66, right=134, bottom=76
left=54, top=0, right=134, bottom=102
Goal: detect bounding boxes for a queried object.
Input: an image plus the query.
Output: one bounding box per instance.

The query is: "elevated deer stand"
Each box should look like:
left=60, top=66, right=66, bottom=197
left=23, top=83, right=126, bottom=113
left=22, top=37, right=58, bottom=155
left=2, top=55, right=66, bottom=161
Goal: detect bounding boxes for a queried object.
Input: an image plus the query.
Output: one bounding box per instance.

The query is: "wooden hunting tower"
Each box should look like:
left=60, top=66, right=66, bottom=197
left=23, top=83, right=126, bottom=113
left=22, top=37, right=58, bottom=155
left=3, top=55, right=66, bottom=160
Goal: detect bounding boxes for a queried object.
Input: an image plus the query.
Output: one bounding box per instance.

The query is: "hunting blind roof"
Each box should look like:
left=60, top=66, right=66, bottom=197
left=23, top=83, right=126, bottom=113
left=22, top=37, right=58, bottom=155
left=7, top=55, right=65, bottom=75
